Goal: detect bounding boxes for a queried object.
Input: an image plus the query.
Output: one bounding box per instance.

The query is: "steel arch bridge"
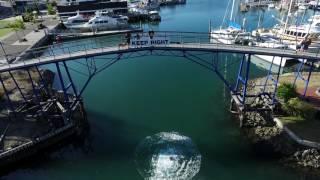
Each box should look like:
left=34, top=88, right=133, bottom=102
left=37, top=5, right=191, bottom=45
left=0, top=31, right=318, bottom=122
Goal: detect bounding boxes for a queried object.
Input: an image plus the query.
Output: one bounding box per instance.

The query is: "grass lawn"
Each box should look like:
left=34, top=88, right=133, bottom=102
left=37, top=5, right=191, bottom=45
left=0, top=28, right=13, bottom=38
left=280, top=116, right=320, bottom=143
left=0, top=20, right=13, bottom=38
left=0, top=20, right=10, bottom=28
left=280, top=116, right=306, bottom=124
left=279, top=72, right=320, bottom=90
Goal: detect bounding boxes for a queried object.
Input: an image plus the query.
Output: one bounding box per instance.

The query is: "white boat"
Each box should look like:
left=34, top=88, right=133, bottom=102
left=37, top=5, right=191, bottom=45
left=99, top=10, right=129, bottom=21
left=58, top=0, right=96, bottom=6
left=63, top=11, right=90, bottom=28
left=308, top=14, right=320, bottom=22
left=148, top=10, right=161, bottom=21
left=244, top=0, right=277, bottom=7
left=210, top=0, right=249, bottom=44
left=71, top=11, right=129, bottom=31
left=298, top=5, right=307, bottom=10
left=250, top=0, right=320, bottom=67
left=141, top=0, right=160, bottom=10
left=309, top=0, right=320, bottom=10
left=253, top=19, right=320, bottom=49
left=248, top=1, right=304, bottom=67
left=210, top=0, right=285, bottom=70
left=128, top=2, right=149, bottom=15
left=254, top=0, right=320, bottom=46
left=253, top=55, right=288, bottom=67
left=268, top=3, right=275, bottom=8
left=129, top=0, right=160, bottom=12
left=250, top=30, right=290, bottom=67
left=298, top=3, right=308, bottom=10
left=211, top=26, right=252, bottom=45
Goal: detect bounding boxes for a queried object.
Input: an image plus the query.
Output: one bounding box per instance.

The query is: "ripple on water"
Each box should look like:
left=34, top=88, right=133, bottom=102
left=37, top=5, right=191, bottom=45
left=135, top=132, right=202, bottom=180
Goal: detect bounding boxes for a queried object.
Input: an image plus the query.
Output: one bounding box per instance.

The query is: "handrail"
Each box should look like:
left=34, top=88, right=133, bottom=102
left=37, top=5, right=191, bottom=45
left=1, top=31, right=320, bottom=69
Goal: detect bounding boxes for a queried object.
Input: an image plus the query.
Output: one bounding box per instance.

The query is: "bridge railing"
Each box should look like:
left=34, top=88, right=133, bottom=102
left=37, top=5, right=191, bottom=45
left=1, top=31, right=320, bottom=67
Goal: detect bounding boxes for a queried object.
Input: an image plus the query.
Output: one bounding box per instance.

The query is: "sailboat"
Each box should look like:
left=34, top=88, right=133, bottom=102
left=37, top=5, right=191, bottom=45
left=249, top=0, right=304, bottom=67
left=210, top=0, right=286, bottom=69
left=210, top=0, right=252, bottom=45
left=255, top=0, right=320, bottom=46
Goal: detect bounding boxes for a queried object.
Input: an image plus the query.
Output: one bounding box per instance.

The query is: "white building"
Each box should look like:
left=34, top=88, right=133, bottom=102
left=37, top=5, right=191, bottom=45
left=244, top=0, right=278, bottom=7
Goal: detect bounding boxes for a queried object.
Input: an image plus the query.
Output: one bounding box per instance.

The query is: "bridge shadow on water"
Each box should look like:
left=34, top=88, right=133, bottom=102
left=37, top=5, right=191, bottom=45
left=84, top=108, right=157, bottom=159
left=0, top=108, right=148, bottom=178
left=1, top=104, right=317, bottom=179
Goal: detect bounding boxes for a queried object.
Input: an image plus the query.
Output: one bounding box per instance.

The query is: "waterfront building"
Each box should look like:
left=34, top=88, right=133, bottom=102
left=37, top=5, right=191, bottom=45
left=243, top=0, right=279, bottom=8
left=6, top=0, right=47, bottom=14
left=56, top=0, right=128, bottom=17
left=0, top=1, right=14, bottom=19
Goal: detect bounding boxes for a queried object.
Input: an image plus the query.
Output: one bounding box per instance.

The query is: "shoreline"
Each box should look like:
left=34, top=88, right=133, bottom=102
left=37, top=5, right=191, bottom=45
left=0, top=68, right=88, bottom=171
left=232, top=73, right=320, bottom=174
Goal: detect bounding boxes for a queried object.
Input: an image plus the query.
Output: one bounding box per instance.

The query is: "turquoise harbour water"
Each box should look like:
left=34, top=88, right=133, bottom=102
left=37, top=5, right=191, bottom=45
left=4, top=0, right=319, bottom=179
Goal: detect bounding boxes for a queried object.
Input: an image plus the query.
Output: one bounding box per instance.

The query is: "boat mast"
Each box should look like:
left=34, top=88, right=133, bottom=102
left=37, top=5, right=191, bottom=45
left=283, top=0, right=294, bottom=33
left=230, top=0, right=235, bottom=21
left=220, top=0, right=232, bottom=29
left=307, top=0, right=320, bottom=35
left=257, top=0, right=262, bottom=29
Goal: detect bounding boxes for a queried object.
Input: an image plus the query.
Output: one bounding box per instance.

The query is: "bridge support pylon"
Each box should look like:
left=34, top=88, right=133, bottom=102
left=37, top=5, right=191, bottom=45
left=293, top=59, right=314, bottom=97
left=233, top=53, right=251, bottom=107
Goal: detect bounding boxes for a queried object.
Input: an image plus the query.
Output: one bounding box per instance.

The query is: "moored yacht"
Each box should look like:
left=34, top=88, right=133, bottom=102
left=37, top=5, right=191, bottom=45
left=252, top=19, right=320, bottom=50
left=71, top=10, right=129, bottom=31
left=250, top=30, right=289, bottom=67
left=210, top=0, right=251, bottom=44
left=252, top=0, right=320, bottom=51
left=278, top=20, right=320, bottom=42
left=63, top=10, right=90, bottom=28
left=268, top=3, right=275, bottom=8
left=148, top=10, right=161, bottom=21
left=308, top=14, right=320, bottom=22
left=211, top=22, right=251, bottom=44
left=249, top=8, right=320, bottom=66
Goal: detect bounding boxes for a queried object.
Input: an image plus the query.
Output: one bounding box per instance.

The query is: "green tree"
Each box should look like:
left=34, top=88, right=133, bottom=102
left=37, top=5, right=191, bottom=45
left=277, top=83, right=297, bottom=102
left=285, top=97, right=317, bottom=120
left=51, top=0, right=57, bottom=6
left=8, top=19, right=27, bottom=42
left=33, top=0, right=40, bottom=13
left=47, top=3, right=56, bottom=15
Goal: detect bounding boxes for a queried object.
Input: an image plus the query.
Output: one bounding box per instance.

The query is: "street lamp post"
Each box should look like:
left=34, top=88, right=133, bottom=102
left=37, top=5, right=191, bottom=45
left=0, top=41, right=9, bottom=63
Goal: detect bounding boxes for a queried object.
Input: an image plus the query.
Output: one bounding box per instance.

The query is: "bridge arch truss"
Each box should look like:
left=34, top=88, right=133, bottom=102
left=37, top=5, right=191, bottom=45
left=0, top=32, right=318, bottom=120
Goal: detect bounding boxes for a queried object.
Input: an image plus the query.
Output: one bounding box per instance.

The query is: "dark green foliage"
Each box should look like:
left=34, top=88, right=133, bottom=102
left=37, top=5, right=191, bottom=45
left=7, top=19, right=26, bottom=41
left=277, top=83, right=298, bottom=102
left=284, top=97, right=317, bottom=120
left=51, top=0, right=57, bottom=6
left=7, top=19, right=25, bottom=30
left=22, top=11, right=34, bottom=22
left=47, top=3, right=56, bottom=15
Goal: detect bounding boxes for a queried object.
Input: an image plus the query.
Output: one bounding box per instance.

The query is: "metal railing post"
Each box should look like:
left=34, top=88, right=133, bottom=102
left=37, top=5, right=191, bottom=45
left=0, top=41, right=8, bottom=64
left=37, top=50, right=41, bottom=63
left=68, top=47, right=71, bottom=58
left=50, top=45, right=55, bottom=59
left=181, top=33, right=184, bottom=48
left=37, top=50, right=41, bottom=62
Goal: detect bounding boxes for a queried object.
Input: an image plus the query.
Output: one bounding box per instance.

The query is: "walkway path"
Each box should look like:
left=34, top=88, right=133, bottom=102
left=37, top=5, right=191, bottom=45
left=0, top=17, right=59, bottom=62
left=1, top=39, right=319, bottom=72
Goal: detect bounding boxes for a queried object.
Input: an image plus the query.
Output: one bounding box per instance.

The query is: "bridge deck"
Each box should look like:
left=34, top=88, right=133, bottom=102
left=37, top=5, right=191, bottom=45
left=0, top=41, right=319, bottom=73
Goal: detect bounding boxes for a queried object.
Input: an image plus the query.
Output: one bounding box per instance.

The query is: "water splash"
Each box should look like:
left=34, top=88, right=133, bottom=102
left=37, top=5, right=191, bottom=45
left=135, top=132, right=202, bottom=180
